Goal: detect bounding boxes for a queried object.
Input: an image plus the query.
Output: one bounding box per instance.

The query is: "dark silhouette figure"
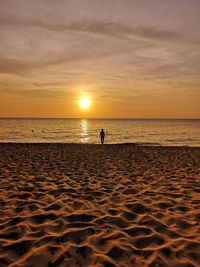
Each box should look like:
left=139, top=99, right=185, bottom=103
left=100, top=128, right=105, bottom=144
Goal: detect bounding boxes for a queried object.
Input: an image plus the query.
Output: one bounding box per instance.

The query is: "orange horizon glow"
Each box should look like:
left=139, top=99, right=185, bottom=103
left=0, top=88, right=199, bottom=119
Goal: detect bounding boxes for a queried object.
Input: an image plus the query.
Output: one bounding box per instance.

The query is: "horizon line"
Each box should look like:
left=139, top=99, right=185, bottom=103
left=0, top=117, right=200, bottom=120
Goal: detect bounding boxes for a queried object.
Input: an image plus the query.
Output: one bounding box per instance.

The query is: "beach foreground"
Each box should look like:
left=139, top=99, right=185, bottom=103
left=0, top=144, right=199, bottom=267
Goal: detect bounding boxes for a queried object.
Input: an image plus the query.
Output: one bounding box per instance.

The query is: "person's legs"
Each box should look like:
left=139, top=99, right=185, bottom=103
left=101, top=136, right=104, bottom=144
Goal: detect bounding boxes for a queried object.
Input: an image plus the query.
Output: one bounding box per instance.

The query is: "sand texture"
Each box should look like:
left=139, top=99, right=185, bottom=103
left=0, top=143, right=200, bottom=267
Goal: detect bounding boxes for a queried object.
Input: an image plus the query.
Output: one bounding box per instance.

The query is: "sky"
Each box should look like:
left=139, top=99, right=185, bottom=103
left=0, top=0, right=200, bottom=118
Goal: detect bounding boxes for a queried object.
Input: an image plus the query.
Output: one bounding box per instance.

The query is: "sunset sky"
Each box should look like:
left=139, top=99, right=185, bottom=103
left=0, top=0, right=200, bottom=118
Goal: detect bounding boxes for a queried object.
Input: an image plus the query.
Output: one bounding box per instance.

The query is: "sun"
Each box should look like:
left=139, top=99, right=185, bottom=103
left=79, top=98, right=90, bottom=110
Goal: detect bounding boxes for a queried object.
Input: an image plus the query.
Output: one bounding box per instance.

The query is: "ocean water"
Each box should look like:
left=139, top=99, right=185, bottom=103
left=0, top=118, right=199, bottom=146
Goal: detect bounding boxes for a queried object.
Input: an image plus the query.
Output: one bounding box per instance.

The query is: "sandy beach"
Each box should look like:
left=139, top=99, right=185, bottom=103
left=0, top=143, right=199, bottom=267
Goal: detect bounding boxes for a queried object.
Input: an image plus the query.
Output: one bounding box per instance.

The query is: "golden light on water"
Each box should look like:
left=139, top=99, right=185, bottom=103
left=79, top=97, right=90, bottom=110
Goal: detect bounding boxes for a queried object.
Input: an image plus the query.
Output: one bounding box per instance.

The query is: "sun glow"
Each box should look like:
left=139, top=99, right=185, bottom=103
left=79, top=98, right=90, bottom=110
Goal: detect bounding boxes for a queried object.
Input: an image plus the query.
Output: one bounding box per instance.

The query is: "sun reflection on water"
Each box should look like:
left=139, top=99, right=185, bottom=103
left=80, top=119, right=90, bottom=143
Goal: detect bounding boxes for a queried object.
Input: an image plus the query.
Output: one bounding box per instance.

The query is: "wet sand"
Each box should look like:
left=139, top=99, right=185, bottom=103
left=0, top=143, right=200, bottom=267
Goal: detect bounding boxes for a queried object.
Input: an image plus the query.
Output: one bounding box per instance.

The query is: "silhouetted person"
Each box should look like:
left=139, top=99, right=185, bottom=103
left=100, top=128, right=105, bottom=144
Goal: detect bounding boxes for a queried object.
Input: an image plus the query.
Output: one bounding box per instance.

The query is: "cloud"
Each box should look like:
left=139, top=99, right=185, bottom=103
left=0, top=87, right=67, bottom=99
left=0, top=17, right=184, bottom=43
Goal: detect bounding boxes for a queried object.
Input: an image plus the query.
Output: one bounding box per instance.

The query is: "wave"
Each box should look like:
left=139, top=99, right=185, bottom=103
left=166, top=138, right=198, bottom=142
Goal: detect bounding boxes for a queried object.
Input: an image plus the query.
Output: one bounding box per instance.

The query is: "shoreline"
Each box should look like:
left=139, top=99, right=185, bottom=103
left=0, top=142, right=199, bottom=148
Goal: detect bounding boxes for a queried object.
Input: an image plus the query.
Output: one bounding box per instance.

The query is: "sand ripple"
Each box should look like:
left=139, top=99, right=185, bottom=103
left=0, top=144, right=200, bottom=266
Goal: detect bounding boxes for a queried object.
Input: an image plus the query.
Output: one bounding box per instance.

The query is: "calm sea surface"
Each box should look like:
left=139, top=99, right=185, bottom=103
left=0, top=119, right=199, bottom=146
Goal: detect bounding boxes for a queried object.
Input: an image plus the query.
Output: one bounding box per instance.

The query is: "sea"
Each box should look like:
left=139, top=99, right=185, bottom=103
left=0, top=118, right=199, bottom=146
